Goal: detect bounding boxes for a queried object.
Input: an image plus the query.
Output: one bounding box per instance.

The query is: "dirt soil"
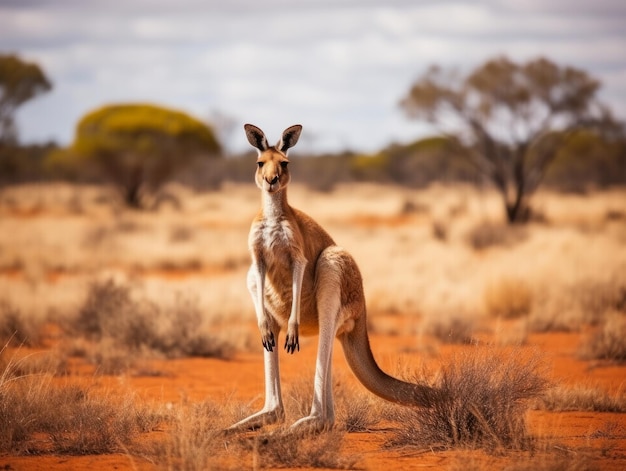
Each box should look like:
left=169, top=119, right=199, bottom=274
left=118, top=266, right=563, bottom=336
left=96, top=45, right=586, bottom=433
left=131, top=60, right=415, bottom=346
left=2, top=319, right=625, bottom=471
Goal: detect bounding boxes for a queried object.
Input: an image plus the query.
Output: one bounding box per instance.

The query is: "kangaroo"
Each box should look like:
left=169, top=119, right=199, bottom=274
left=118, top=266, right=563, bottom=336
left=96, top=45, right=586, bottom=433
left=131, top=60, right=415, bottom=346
left=229, top=124, right=436, bottom=433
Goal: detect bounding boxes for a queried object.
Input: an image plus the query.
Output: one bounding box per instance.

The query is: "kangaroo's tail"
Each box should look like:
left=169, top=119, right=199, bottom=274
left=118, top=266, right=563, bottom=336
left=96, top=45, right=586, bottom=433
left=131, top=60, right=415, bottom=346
left=339, top=312, right=437, bottom=407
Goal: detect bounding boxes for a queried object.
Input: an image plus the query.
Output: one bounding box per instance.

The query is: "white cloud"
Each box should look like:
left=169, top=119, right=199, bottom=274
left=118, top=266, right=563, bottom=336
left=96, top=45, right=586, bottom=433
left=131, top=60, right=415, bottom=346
left=2, top=0, right=625, bottom=153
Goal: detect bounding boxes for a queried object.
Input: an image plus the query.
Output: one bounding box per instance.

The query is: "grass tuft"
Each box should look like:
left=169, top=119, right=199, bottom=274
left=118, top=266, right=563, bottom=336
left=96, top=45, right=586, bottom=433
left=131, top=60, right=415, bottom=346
left=63, top=279, right=237, bottom=372
left=537, top=384, right=626, bottom=412
left=484, top=277, right=533, bottom=319
left=285, top=374, right=381, bottom=432
left=466, top=221, right=527, bottom=250
left=579, top=313, right=626, bottom=363
left=0, top=353, right=160, bottom=455
left=386, top=348, right=548, bottom=452
left=0, top=301, right=41, bottom=347
left=422, top=313, right=477, bottom=344
left=245, top=429, right=358, bottom=469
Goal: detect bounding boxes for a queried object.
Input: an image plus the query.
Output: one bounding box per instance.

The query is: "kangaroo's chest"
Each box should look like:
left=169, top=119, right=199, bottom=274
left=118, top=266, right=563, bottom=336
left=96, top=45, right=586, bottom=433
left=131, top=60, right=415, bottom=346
left=250, top=218, right=301, bottom=284
left=251, top=218, right=296, bottom=260
left=249, top=218, right=312, bottom=313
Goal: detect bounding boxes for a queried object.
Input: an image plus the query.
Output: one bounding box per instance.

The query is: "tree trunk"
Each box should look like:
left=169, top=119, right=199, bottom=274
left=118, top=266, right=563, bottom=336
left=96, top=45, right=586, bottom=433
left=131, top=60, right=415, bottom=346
left=124, top=165, right=144, bottom=209
left=124, top=183, right=143, bottom=209
left=505, top=197, right=526, bottom=224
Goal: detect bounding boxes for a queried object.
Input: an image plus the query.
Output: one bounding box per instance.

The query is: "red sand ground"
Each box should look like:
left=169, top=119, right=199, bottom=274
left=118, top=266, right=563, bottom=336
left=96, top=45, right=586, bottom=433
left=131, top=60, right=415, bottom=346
left=1, top=317, right=625, bottom=471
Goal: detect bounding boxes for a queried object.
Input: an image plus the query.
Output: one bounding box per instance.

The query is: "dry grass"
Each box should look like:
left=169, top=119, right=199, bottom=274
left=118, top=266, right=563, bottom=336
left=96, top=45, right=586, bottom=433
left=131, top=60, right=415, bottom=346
left=466, top=221, right=527, bottom=250
left=537, top=384, right=626, bottom=412
left=386, top=348, right=548, bottom=452
left=579, top=313, right=626, bottom=363
left=421, top=313, right=477, bottom=344
left=150, top=399, right=234, bottom=471
left=150, top=397, right=358, bottom=470
left=242, top=429, right=358, bottom=469
left=484, top=277, right=533, bottom=319
left=0, top=301, right=42, bottom=347
left=285, top=373, right=382, bottom=432
left=0, top=351, right=161, bottom=455
left=62, top=279, right=239, bottom=372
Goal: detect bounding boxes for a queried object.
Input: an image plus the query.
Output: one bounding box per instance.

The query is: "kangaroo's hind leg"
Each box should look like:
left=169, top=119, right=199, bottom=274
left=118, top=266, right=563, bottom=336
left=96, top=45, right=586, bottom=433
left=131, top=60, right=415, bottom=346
left=290, top=247, right=347, bottom=432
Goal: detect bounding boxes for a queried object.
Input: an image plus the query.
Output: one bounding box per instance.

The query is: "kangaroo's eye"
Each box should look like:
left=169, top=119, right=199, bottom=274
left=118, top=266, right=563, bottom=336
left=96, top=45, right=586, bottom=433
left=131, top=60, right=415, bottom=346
left=280, top=161, right=289, bottom=169
left=257, top=161, right=264, bottom=168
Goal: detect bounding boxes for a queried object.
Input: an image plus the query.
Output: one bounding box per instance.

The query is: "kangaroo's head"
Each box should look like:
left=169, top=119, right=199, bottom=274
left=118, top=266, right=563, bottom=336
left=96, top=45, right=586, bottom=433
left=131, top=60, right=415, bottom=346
left=244, top=124, right=302, bottom=194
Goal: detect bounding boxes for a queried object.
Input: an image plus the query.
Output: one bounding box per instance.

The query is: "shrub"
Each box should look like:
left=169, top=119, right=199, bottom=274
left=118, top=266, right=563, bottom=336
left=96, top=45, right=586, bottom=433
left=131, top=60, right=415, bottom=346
left=466, top=222, right=527, bottom=250
left=244, top=429, right=358, bottom=469
left=484, top=277, right=533, bottom=319
left=64, top=280, right=237, bottom=372
left=575, top=278, right=626, bottom=325
left=151, top=399, right=230, bottom=471
left=152, top=398, right=358, bottom=470
left=0, top=357, right=158, bottom=455
left=285, top=374, right=381, bottom=432
left=579, top=313, right=626, bottom=363
left=537, top=384, right=626, bottom=412
left=386, top=348, right=548, bottom=452
left=0, top=301, right=41, bottom=347
left=422, top=314, right=477, bottom=344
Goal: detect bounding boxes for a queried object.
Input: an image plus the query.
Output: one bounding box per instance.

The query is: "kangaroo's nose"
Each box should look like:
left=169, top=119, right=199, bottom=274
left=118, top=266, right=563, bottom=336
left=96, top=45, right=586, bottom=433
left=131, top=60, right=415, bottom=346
left=269, top=175, right=279, bottom=185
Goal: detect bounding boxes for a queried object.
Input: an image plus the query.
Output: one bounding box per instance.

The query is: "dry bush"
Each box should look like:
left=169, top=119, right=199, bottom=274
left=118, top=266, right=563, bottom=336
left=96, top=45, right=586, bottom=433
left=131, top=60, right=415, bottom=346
left=0, top=301, right=41, bottom=347
left=386, top=349, right=548, bottom=452
left=152, top=397, right=358, bottom=470
left=422, top=313, right=477, bottom=344
left=244, top=429, right=358, bottom=470
left=574, top=278, right=626, bottom=325
left=0, top=348, right=67, bottom=378
left=537, top=384, right=626, bottom=412
left=529, top=275, right=626, bottom=333
left=151, top=399, right=234, bottom=471
left=484, top=278, right=533, bottom=319
left=63, top=280, right=238, bottom=372
left=466, top=221, right=527, bottom=250
left=0, top=356, right=159, bottom=455
left=285, top=374, right=381, bottom=432
left=579, top=313, right=626, bottom=363
left=336, top=385, right=382, bottom=432
left=432, top=219, right=449, bottom=241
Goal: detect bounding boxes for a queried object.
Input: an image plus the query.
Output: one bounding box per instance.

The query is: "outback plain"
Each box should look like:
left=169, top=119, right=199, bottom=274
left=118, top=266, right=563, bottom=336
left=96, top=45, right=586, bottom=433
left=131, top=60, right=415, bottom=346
left=0, top=181, right=625, bottom=470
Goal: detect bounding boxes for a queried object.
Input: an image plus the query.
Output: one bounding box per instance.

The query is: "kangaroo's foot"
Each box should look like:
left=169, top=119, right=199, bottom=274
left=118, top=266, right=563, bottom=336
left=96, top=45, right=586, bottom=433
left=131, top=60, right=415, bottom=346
left=226, top=408, right=285, bottom=434
left=289, top=415, right=334, bottom=434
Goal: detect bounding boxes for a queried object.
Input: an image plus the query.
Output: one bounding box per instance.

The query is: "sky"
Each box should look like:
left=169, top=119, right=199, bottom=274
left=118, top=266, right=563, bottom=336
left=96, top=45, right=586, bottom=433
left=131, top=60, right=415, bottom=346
left=2, top=0, right=626, bottom=154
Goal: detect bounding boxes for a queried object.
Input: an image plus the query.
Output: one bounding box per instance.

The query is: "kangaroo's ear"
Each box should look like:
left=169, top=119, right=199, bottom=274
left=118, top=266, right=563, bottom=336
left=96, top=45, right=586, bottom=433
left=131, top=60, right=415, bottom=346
left=278, top=124, right=302, bottom=154
left=244, top=124, right=269, bottom=152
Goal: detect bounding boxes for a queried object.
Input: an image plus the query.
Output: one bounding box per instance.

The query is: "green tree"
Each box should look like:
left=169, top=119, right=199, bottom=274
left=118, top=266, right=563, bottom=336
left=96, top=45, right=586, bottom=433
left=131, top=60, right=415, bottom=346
left=73, top=103, right=221, bottom=208
left=0, top=54, right=52, bottom=144
left=545, top=128, right=626, bottom=191
left=400, top=56, right=619, bottom=223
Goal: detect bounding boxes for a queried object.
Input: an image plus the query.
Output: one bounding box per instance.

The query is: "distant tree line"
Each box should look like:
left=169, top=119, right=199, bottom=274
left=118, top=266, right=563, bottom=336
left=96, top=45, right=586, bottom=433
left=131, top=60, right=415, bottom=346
left=1, top=53, right=624, bottom=219
left=183, top=128, right=625, bottom=195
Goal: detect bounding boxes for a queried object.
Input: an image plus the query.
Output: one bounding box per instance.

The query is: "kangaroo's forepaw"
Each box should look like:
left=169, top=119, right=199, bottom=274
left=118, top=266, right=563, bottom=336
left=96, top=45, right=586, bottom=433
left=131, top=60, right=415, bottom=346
left=284, top=325, right=299, bottom=354
left=261, top=331, right=275, bottom=352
